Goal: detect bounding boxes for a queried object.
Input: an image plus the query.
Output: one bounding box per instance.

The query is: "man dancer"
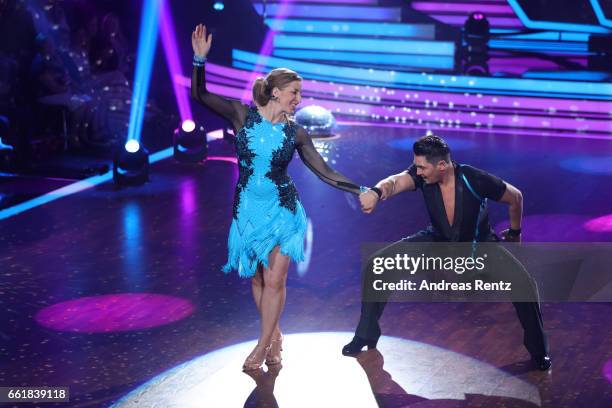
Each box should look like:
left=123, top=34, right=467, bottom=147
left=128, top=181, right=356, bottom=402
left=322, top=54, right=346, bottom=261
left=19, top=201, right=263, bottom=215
left=347, top=133, right=551, bottom=370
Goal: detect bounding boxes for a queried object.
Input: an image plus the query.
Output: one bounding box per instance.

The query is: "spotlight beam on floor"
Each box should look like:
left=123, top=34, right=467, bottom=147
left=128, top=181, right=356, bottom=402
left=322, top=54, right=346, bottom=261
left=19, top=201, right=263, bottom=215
left=126, top=0, right=162, bottom=143
left=159, top=0, right=192, bottom=122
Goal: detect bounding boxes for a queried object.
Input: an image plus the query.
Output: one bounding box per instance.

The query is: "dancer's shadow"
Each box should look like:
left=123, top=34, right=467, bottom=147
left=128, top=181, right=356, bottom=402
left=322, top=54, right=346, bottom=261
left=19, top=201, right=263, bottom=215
left=356, top=349, right=428, bottom=407
left=243, top=364, right=282, bottom=408
left=354, top=350, right=542, bottom=407
left=498, top=359, right=537, bottom=376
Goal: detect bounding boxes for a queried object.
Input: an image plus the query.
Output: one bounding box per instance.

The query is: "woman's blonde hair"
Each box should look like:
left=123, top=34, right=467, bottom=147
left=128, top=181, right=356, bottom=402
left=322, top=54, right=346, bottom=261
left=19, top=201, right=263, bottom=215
left=252, top=68, right=302, bottom=106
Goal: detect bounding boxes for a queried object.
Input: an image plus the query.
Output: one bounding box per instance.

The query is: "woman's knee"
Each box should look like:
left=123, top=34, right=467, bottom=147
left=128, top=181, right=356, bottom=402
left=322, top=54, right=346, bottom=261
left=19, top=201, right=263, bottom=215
left=263, top=267, right=287, bottom=292
left=252, top=266, right=264, bottom=287
left=266, top=278, right=285, bottom=292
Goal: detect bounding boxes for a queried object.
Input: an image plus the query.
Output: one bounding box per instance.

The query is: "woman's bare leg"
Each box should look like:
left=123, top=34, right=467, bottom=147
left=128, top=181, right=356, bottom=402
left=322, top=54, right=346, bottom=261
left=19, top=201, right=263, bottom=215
left=252, top=262, right=282, bottom=339
left=243, top=247, right=288, bottom=370
left=252, top=264, right=264, bottom=312
left=259, top=246, right=289, bottom=347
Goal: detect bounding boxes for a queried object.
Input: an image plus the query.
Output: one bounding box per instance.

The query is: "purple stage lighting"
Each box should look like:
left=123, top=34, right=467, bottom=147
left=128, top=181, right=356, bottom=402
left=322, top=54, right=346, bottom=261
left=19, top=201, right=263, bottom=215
left=584, top=215, right=612, bottom=233
left=495, top=215, right=608, bottom=242
left=604, top=359, right=612, bottom=384
left=159, top=0, right=192, bottom=122
left=35, top=293, right=194, bottom=333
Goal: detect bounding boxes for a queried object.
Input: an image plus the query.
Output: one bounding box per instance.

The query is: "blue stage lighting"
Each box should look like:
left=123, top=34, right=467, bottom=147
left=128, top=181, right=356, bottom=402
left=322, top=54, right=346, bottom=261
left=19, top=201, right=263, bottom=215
left=591, top=0, right=612, bottom=28
left=126, top=0, right=161, bottom=144
left=253, top=3, right=401, bottom=21
left=272, top=49, right=454, bottom=70
left=265, top=19, right=435, bottom=39
left=173, top=120, right=208, bottom=163
left=213, top=2, right=224, bottom=11
left=273, top=34, right=455, bottom=56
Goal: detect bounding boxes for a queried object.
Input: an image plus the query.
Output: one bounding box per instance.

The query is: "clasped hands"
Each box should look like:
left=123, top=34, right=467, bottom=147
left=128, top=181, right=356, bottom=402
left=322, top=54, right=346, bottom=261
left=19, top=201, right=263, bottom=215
left=359, top=180, right=393, bottom=214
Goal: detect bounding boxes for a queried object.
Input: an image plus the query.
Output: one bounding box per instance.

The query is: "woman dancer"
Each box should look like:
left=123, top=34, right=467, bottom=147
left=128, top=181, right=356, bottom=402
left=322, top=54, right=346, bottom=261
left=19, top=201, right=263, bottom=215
left=191, top=24, right=376, bottom=370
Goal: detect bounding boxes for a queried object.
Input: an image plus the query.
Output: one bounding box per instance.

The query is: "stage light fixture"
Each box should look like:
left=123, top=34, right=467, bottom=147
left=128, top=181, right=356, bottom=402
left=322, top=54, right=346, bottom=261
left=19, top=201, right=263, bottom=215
left=461, top=12, right=490, bottom=76
left=213, top=1, right=224, bottom=11
left=173, top=120, right=208, bottom=163
left=464, top=12, right=490, bottom=40
left=113, top=141, right=150, bottom=186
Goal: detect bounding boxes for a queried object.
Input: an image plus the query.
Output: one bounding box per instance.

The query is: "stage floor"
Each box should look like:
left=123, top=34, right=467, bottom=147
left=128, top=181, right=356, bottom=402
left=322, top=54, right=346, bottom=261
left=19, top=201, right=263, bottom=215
left=2, top=124, right=612, bottom=407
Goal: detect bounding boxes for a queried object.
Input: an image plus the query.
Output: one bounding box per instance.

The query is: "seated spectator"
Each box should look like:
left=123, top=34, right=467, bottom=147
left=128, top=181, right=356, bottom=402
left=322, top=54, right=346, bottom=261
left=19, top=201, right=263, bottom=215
left=99, top=12, right=132, bottom=75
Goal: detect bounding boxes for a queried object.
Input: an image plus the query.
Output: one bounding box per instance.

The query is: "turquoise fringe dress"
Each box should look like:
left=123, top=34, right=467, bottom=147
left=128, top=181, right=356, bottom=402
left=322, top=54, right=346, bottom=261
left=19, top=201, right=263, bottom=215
left=222, top=108, right=308, bottom=277
left=190, top=64, right=361, bottom=278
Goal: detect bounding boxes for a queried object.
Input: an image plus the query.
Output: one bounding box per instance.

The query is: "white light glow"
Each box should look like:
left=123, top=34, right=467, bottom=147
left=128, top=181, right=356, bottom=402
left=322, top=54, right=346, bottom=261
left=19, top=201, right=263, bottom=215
left=125, top=140, right=140, bottom=153
left=182, top=119, right=196, bottom=133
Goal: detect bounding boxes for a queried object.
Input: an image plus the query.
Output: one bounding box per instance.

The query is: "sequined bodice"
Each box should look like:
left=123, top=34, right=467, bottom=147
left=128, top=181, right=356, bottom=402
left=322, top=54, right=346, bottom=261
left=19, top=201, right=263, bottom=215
left=233, top=108, right=299, bottom=217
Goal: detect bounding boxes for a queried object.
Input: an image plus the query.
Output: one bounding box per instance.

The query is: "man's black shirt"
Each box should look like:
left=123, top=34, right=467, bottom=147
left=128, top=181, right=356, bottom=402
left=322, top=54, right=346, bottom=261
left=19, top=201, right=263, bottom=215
left=406, top=162, right=506, bottom=242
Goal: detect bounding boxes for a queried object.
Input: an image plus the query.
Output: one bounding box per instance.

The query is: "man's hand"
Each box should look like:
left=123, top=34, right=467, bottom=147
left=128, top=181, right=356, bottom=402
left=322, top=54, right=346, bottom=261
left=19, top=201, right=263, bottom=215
left=500, top=229, right=521, bottom=243
left=359, top=190, right=379, bottom=214
left=378, top=179, right=395, bottom=200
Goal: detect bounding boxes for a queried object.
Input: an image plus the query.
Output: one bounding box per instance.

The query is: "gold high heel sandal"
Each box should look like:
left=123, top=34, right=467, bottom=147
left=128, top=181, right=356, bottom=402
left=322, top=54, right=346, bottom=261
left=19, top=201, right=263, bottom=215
left=265, top=335, right=283, bottom=366
left=242, top=343, right=271, bottom=371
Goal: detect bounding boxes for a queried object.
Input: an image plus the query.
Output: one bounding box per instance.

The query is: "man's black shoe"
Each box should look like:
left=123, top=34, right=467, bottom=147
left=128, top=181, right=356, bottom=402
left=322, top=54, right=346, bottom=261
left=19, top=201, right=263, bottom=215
left=342, top=336, right=378, bottom=356
left=533, top=354, right=552, bottom=371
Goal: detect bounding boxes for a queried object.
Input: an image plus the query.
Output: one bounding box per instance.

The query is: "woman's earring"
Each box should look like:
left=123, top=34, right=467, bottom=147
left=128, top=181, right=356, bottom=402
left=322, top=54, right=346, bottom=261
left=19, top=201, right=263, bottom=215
left=271, top=96, right=278, bottom=102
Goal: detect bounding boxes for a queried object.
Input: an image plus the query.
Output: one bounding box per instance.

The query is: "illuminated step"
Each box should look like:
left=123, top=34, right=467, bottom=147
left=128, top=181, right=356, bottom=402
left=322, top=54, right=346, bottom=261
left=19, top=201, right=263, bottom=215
left=232, top=49, right=612, bottom=100
left=252, top=3, right=402, bottom=21
left=199, top=78, right=612, bottom=136
left=488, top=39, right=589, bottom=54
left=272, top=49, right=455, bottom=70
left=273, top=34, right=455, bottom=56
left=265, top=19, right=435, bottom=39
left=197, top=62, right=611, bottom=116
left=429, top=14, right=523, bottom=28
left=411, top=1, right=515, bottom=15
left=409, top=0, right=524, bottom=28
left=261, top=0, right=379, bottom=4
left=494, top=31, right=590, bottom=42
left=522, top=71, right=610, bottom=81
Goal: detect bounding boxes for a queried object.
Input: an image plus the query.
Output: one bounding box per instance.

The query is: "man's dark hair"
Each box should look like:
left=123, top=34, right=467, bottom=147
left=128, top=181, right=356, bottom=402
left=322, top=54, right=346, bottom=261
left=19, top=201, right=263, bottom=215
left=413, top=133, right=451, bottom=164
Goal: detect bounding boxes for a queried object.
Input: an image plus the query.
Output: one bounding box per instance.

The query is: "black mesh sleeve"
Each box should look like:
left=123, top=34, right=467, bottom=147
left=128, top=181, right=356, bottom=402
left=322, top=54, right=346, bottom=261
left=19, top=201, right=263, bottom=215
left=191, top=65, right=248, bottom=130
left=295, top=126, right=361, bottom=195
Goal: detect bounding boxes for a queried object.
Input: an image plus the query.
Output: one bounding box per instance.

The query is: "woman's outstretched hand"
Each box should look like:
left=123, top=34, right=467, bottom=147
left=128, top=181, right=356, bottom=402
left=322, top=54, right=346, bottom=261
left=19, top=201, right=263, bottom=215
left=360, top=190, right=379, bottom=214
left=192, top=24, right=212, bottom=57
